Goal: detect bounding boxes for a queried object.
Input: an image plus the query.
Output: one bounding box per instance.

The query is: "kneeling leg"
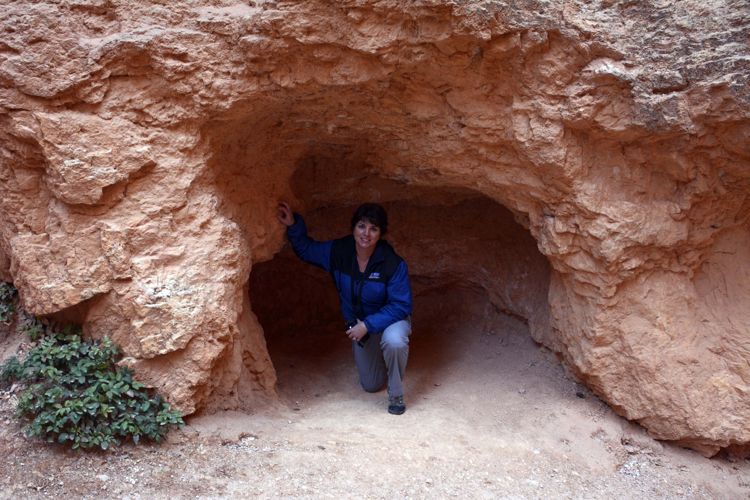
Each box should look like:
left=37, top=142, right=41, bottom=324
left=352, top=336, right=387, bottom=392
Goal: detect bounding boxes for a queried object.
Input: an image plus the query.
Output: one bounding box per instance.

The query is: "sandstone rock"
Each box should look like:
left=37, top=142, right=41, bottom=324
left=0, top=0, right=748, bottom=455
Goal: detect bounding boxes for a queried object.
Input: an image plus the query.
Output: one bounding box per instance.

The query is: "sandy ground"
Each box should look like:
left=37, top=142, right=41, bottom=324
left=1, top=289, right=749, bottom=499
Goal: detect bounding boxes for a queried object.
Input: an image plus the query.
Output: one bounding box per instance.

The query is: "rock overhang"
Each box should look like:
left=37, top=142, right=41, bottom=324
left=0, top=0, right=748, bottom=456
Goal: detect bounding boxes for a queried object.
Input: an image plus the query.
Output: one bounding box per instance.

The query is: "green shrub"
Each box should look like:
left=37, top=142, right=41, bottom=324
left=12, top=328, right=183, bottom=450
left=0, top=282, right=16, bottom=323
left=0, top=356, right=22, bottom=388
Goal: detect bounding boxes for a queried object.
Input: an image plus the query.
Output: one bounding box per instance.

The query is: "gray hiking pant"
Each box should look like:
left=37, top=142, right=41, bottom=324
left=352, top=318, right=411, bottom=398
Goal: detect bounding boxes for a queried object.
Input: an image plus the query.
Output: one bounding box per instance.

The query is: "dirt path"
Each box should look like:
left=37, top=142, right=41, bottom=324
left=1, top=291, right=749, bottom=498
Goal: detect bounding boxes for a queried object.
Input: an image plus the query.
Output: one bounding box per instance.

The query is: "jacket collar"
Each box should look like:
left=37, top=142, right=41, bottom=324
left=345, top=235, right=391, bottom=265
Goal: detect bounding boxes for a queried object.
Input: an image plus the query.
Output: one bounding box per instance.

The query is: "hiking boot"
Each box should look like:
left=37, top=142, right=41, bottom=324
left=388, top=395, right=406, bottom=415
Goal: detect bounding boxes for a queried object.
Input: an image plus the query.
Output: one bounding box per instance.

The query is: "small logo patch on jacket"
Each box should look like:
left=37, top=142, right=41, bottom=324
left=368, top=272, right=381, bottom=279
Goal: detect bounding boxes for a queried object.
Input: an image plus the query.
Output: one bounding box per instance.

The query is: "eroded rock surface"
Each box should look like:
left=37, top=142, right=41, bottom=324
left=0, top=0, right=748, bottom=454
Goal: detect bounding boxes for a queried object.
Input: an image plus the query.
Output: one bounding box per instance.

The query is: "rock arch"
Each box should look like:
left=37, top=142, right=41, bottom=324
left=0, top=1, right=748, bottom=456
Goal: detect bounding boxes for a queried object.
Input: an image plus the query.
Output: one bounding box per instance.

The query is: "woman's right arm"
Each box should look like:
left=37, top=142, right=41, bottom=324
left=278, top=202, right=333, bottom=272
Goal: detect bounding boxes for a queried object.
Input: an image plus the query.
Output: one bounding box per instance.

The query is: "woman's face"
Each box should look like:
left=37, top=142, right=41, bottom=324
left=353, top=219, right=381, bottom=253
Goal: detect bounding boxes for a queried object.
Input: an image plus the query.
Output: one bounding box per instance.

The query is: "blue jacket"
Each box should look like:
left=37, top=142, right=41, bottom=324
left=287, top=214, right=412, bottom=334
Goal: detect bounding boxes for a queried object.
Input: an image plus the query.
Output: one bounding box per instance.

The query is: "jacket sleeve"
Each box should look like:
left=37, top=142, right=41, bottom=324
left=363, top=260, right=412, bottom=333
left=286, top=213, right=333, bottom=272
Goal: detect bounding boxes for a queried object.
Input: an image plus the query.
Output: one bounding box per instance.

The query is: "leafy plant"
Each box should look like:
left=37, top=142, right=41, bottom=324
left=0, top=282, right=16, bottom=324
left=0, top=355, right=22, bottom=388
left=11, top=329, right=183, bottom=450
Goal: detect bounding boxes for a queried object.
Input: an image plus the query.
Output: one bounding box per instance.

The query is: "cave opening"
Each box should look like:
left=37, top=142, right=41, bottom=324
left=248, top=155, right=553, bottom=406
left=201, top=93, right=559, bottom=410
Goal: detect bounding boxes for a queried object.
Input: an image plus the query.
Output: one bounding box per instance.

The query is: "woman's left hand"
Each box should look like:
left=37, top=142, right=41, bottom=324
left=346, top=320, right=368, bottom=342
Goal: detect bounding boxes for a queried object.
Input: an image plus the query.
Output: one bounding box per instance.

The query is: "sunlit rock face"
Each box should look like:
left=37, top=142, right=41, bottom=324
left=0, top=0, right=748, bottom=455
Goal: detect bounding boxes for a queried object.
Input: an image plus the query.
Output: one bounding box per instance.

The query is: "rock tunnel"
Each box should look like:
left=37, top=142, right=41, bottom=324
left=249, top=172, right=552, bottom=403
left=0, top=1, right=748, bottom=457
left=203, top=99, right=555, bottom=409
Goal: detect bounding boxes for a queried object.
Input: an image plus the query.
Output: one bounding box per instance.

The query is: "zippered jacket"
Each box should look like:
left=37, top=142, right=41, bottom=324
left=286, top=213, right=413, bottom=334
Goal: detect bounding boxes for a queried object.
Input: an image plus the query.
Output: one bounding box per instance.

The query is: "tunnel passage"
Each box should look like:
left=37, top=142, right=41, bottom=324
left=0, top=0, right=744, bottom=454
left=249, top=181, right=552, bottom=400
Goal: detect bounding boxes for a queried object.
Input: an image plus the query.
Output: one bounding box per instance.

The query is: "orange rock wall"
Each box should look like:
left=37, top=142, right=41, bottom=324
left=0, top=1, right=748, bottom=454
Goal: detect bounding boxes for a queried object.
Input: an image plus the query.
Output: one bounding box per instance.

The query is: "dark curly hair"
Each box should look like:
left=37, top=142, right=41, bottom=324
left=350, top=203, right=388, bottom=235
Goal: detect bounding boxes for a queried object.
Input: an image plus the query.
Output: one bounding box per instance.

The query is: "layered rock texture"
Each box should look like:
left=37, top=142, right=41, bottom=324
left=0, top=0, right=748, bottom=455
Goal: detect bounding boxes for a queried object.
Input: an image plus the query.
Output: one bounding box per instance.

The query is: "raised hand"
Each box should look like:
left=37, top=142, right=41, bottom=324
left=277, top=201, right=294, bottom=226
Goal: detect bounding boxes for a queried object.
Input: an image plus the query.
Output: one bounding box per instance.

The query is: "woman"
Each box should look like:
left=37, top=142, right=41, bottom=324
left=277, top=201, right=413, bottom=415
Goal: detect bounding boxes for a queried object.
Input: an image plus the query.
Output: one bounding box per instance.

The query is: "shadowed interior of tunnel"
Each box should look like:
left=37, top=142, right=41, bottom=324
left=249, top=181, right=553, bottom=402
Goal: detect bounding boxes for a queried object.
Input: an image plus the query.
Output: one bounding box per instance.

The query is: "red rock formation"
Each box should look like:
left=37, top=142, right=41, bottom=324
left=0, top=1, right=748, bottom=455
